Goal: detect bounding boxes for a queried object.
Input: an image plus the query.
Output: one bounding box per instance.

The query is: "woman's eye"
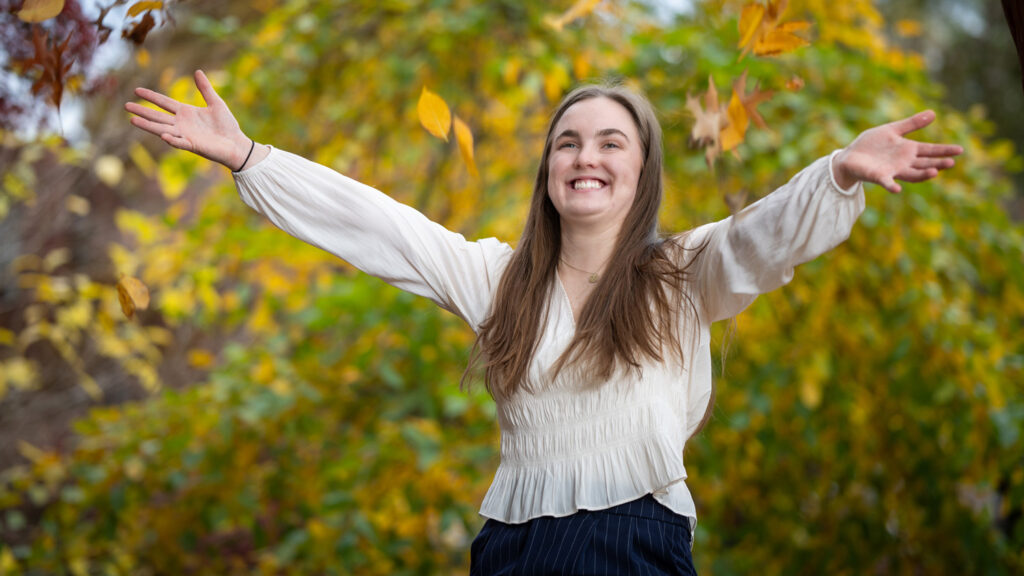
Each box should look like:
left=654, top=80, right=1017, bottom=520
left=558, top=142, right=578, bottom=149
left=603, top=141, right=621, bottom=149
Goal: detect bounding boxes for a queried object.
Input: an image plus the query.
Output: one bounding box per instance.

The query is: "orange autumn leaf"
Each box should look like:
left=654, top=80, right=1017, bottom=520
left=417, top=87, right=451, bottom=142
left=544, top=0, right=602, bottom=31
left=754, top=21, right=811, bottom=56
left=453, top=115, right=479, bottom=179
left=17, top=0, right=65, bottom=23
left=735, top=70, right=773, bottom=130
left=737, top=0, right=811, bottom=59
left=686, top=75, right=729, bottom=169
left=720, top=73, right=772, bottom=156
left=117, top=276, right=150, bottom=319
left=786, top=74, right=805, bottom=91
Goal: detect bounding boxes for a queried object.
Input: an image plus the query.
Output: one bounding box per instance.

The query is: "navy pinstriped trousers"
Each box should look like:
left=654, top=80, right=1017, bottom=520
left=469, top=495, right=697, bottom=575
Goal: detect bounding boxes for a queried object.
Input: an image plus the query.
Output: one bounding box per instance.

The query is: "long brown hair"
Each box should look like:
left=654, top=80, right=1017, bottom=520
left=467, top=83, right=707, bottom=427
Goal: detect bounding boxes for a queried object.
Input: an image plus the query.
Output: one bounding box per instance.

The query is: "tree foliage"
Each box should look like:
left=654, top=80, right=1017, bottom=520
left=0, top=0, right=1022, bottom=574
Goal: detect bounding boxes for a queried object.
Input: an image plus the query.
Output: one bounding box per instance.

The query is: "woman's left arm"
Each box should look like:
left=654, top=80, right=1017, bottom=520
left=686, top=110, right=963, bottom=324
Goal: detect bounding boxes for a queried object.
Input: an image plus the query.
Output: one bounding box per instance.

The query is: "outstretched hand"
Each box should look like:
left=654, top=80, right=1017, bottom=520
left=833, top=111, right=964, bottom=194
left=125, top=70, right=253, bottom=171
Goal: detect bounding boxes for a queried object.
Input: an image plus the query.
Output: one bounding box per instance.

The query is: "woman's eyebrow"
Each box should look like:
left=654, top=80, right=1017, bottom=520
left=596, top=128, right=630, bottom=141
left=554, top=128, right=630, bottom=141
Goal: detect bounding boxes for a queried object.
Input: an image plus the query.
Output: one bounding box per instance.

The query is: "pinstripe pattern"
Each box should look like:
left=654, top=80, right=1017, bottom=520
left=470, top=495, right=696, bottom=575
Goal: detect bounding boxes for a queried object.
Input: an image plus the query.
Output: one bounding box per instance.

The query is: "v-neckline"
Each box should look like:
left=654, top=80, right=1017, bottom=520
left=554, top=270, right=578, bottom=329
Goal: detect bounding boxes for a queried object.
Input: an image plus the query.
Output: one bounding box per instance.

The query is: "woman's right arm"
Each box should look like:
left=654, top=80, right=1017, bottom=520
left=124, top=70, right=512, bottom=331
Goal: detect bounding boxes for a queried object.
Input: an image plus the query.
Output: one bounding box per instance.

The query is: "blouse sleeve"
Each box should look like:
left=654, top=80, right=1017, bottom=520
left=682, top=151, right=866, bottom=324
left=231, top=146, right=513, bottom=332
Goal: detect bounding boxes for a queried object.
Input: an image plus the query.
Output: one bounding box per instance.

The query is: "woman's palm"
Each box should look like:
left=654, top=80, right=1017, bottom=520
left=125, top=70, right=248, bottom=169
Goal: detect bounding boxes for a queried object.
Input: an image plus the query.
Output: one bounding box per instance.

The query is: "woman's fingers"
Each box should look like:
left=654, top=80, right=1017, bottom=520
left=890, top=110, right=936, bottom=136
left=162, top=133, right=192, bottom=151
left=193, top=69, right=223, bottom=108
left=911, top=156, right=956, bottom=171
left=124, top=101, right=174, bottom=126
left=133, top=87, right=181, bottom=114
left=917, top=142, right=964, bottom=158
left=129, top=116, right=179, bottom=141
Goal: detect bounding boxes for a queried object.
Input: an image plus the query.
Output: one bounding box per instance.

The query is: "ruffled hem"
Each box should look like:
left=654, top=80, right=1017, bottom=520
left=479, top=430, right=689, bottom=525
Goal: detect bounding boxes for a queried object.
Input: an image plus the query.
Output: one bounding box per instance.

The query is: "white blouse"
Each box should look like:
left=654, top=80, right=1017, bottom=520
left=233, top=147, right=865, bottom=531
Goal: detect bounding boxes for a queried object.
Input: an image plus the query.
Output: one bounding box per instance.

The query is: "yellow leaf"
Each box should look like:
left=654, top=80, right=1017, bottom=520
left=117, top=276, right=150, bottom=319
left=17, top=0, right=65, bottom=22
left=43, top=247, right=71, bottom=272
left=417, top=87, right=451, bottom=142
left=453, top=116, right=478, bottom=178
left=129, top=141, right=156, bottom=177
left=136, top=47, right=151, bottom=68
left=753, top=24, right=811, bottom=57
left=188, top=349, right=215, bottom=369
left=738, top=0, right=810, bottom=60
left=720, top=91, right=747, bottom=153
left=4, top=358, right=38, bottom=390
left=1, top=547, right=16, bottom=573
left=127, top=1, right=163, bottom=17
left=18, top=440, right=46, bottom=463
left=737, top=3, right=766, bottom=49
left=66, top=195, right=90, bottom=215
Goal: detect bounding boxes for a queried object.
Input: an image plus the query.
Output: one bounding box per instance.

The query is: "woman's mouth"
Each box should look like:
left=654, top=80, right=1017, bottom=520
left=572, top=178, right=606, bottom=190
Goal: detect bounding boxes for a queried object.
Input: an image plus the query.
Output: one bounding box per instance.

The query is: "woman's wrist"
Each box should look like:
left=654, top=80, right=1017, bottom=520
left=831, top=148, right=859, bottom=190
left=228, top=133, right=256, bottom=172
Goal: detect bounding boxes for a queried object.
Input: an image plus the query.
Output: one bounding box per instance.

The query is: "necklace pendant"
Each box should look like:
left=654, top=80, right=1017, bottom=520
left=588, top=273, right=599, bottom=284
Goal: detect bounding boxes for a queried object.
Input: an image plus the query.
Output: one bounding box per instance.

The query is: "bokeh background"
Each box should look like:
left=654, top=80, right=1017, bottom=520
left=1, top=0, right=1022, bottom=574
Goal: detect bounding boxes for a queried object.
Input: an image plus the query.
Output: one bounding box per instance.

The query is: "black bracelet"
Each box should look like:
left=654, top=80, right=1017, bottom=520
left=236, top=138, right=255, bottom=172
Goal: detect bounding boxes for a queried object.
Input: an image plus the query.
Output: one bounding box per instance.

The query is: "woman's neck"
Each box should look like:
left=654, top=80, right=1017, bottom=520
left=558, top=219, right=620, bottom=272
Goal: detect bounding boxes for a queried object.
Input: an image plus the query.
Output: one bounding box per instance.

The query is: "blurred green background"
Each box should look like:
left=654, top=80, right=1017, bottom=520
left=1, top=0, right=1022, bottom=573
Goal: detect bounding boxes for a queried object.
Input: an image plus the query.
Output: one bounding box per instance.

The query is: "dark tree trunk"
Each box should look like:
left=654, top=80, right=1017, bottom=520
left=1004, top=0, right=1024, bottom=94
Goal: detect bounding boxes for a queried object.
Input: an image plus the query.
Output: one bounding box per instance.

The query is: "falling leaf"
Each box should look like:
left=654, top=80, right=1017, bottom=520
left=754, top=21, right=811, bottom=56
left=17, top=0, right=65, bottom=22
left=544, top=0, right=602, bottom=31
left=127, top=1, right=163, bottom=17
left=724, top=190, right=749, bottom=215
left=418, top=87, right=451, bottom=142
left=123, top=11, right=156, bottom=45
left=686, top=75, right=729, bottom=169
left=117, top=276, right=150, bottom=319
left=786, top=75, right=805, bottom=91
left=720, top=72, right=773, bottom=155
left=719, top=92, right=747, bottom=155
left=453, top=116, right=479, bottom=178
left=737, top=0, right=811, bottom=60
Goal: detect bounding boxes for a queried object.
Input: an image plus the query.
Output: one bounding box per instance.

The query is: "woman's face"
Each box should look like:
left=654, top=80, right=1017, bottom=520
left=547, top=96, right=644, bottom=232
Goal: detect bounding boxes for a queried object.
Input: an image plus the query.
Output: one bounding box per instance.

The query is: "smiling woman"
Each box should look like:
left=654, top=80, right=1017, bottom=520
left=125, top=72, right=962, bottom=574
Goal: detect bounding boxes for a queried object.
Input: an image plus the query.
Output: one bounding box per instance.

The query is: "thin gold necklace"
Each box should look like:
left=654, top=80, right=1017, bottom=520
left=559, top=257, right=603, bottom=284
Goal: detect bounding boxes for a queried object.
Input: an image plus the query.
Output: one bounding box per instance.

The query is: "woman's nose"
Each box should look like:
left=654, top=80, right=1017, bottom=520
left=574, top=144, right=597, bottom=167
